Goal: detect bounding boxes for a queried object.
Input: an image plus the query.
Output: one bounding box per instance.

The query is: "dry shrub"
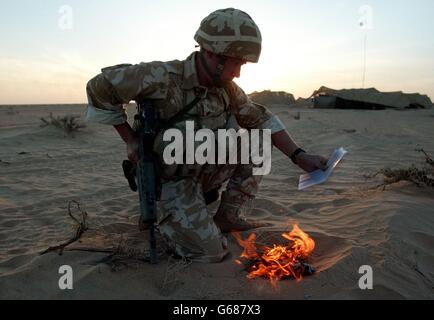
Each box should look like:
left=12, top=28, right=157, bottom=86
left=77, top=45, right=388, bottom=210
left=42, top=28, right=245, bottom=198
left=371, top=149, right=434, bottom=188
left=159, top=256, right=192, bottom=296
left=40, top=112, right=86, bottom=136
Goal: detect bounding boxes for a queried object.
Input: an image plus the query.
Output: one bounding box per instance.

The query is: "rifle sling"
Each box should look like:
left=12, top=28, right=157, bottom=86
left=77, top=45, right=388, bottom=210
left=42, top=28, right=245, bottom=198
left=161, top=95, right=202, bottom=128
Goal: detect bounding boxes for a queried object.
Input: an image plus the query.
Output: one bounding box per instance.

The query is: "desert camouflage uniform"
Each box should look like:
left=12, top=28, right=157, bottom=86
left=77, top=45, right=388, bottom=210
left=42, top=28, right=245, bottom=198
left=85, top=9, right=286, bottom=262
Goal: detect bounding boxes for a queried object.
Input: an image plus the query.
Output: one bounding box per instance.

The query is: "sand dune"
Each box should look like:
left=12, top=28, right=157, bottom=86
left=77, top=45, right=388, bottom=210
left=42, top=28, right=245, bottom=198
left=0, top=104, right=433, bottom=299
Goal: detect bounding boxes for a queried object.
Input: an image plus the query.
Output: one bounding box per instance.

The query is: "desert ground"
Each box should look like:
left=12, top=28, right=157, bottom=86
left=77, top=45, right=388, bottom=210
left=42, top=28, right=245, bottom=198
left=0, top=103, right=433, bottom=299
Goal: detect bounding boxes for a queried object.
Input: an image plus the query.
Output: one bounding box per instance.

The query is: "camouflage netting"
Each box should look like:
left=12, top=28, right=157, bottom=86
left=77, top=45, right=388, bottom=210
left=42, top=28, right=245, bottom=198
left=311, top=86, right=433, bottom=109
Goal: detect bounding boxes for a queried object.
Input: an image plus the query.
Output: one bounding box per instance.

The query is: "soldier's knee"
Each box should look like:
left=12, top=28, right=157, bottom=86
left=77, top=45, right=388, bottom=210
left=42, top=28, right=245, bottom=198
left=159, top=223, right=228, bottom=263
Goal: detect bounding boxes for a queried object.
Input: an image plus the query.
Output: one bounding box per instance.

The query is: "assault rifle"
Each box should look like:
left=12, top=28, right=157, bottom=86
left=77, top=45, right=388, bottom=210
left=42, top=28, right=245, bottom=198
left=122, top=99, right=160, bottom=264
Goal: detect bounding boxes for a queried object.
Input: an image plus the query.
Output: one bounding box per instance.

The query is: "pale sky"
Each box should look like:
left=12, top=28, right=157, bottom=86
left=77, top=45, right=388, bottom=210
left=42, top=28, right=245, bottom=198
left=0, top=0, right=433, bottom=104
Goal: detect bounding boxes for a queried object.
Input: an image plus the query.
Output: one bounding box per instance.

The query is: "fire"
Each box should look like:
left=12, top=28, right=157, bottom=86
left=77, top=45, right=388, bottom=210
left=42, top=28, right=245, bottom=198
left=233, top=224, right=316, bottom=282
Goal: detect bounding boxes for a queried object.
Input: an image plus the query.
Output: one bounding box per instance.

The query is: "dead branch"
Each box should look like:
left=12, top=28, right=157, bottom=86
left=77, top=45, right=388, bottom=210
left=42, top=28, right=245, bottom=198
left=40, top=200, right=88, bottom=255
left=416, top=148, right=434, bottom=168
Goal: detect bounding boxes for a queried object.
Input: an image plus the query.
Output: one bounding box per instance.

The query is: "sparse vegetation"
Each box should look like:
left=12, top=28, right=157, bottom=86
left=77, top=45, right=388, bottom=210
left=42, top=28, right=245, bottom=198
left=368, top=149, right=434, bottom=189
left=98, top=238, right=151, bottom=272
left=40, top=200, right=169, bottom=270
left=343, top=129, right=357, bottom=134
left=96, top=227, right=168, bottom=271
left=159, top=256, right=192, bottom=296
left=40, top=112, right=86, bottom=136
left=6, top=107, right=19, bottom=115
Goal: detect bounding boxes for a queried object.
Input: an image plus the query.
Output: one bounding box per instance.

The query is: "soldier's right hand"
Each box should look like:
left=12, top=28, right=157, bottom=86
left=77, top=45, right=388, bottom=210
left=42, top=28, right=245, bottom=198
left=126, top=135, right=139, bottom=164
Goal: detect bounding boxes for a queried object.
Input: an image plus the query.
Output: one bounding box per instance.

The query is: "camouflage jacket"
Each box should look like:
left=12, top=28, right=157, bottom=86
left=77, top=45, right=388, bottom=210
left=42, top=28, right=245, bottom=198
left=85, top=52, right=284, bottom=132
left=85, top=52, right=285, bottom=177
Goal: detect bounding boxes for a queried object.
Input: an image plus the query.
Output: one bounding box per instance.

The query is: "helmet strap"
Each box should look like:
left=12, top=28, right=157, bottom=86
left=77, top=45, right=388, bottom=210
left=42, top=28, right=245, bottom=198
left=199, top=49, right=227, bottom=87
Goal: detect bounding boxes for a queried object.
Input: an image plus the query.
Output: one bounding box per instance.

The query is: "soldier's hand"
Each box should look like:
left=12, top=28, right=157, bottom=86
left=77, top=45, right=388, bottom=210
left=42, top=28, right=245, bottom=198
left=126, top=135, right=139, bottom=164
left=295, top=153, right=328, bottom=173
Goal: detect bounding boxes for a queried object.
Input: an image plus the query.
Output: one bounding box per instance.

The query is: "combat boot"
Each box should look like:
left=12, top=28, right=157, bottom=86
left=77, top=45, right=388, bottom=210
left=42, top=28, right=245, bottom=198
left=213, top=191, right=270, bottom=233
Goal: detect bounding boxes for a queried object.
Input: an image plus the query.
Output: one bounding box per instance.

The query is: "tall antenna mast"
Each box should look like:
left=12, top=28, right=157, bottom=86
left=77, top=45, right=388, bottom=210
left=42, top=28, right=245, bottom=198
left=359, top=4, right=373, bottom=89
left=362, top=31, right=367, bottom=88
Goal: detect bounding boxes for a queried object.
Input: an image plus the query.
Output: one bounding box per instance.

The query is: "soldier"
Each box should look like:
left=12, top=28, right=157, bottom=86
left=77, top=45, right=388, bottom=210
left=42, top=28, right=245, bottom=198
left=85, top=8, right=327, bottom=262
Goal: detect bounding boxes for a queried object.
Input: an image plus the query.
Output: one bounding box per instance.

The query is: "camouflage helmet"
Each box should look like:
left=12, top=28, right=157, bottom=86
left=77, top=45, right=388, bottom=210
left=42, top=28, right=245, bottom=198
left=194, top=8, right=262, bottom=63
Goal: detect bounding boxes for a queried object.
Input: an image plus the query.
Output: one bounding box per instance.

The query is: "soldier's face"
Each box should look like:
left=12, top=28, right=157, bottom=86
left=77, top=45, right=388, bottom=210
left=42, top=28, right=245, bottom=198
left=220, top=56, right=247, bottom=81
left=201, top=50, right=247, bottom=87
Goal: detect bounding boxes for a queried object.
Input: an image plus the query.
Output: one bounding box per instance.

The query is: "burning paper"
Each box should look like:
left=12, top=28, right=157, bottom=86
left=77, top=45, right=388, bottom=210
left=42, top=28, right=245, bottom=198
left=234, top=225, right=316, bottom=283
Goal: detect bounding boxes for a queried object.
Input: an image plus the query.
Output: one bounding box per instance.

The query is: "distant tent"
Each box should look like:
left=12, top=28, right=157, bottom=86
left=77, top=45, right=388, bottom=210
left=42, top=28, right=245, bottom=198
left=311, top=86, right=433, bottom=110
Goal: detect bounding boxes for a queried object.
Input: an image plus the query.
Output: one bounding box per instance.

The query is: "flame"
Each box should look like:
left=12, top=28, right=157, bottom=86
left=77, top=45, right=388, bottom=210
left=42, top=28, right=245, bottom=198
left=232, top=232, right=259, bottom=259
left=234, top=224, right=315, bottom=282
left=282, top=224, right=315, bottom=259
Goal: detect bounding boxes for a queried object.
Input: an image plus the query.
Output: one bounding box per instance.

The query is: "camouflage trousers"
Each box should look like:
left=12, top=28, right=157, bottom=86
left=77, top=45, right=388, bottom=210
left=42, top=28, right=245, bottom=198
left=157, top=162, right=262, bottom=263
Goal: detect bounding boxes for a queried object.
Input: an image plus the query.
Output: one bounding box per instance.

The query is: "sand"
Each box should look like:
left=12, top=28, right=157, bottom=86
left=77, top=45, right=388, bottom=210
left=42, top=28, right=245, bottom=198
left=0, top=104, right=433, bottom=300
